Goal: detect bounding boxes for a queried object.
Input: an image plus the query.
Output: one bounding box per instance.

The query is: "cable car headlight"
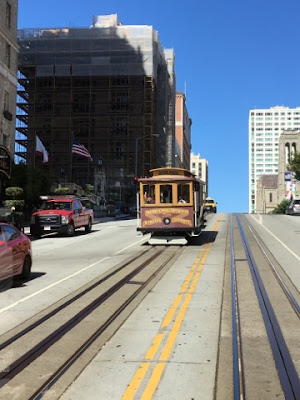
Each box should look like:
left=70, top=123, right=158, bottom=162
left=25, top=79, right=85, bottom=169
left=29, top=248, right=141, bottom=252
left=164, top=217, right=171, bottom=225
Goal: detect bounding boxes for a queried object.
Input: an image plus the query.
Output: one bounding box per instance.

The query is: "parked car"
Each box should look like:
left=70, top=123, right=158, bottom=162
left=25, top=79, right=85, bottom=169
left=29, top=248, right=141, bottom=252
left=0, top=222, right=32, bottom=283
left=30, top=197, right=94, bottom=237
left=285, top=198, right=300, bottom=215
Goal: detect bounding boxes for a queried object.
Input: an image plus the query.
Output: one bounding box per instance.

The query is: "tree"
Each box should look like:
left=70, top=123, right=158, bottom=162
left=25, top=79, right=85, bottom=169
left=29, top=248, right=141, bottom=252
left=84, top=184, right=94, bottom=195
left=272, top=199, right=289, bottom=214
left=5, top=186, right=25, bottom=229
left=54, top=187, right=70, bottom=195
left=8, top=163, right=52, bottom=217
left=287, top=151, right=300, bottom=180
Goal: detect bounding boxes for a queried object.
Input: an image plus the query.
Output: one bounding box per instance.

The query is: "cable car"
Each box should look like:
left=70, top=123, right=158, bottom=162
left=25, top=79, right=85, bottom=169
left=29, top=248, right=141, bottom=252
left=137, top=167, right=205, bottom=245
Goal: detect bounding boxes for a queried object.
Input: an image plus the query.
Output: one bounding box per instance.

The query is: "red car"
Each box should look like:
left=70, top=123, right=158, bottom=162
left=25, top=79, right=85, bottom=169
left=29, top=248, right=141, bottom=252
left=0, top=223, right=32, bottom=282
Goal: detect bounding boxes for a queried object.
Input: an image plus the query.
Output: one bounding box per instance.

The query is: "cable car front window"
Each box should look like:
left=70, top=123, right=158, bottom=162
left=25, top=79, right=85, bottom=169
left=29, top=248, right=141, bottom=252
left=160, top=184, right=173, bottom=204
left=178, top=184, right=190, bottom=203
left=143, top=184, right=156, bottom=204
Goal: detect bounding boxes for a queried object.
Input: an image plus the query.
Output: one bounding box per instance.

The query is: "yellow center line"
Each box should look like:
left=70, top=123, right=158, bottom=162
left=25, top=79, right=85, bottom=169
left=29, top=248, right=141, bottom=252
left=180, top=244, right=208, bottom=293
left=122, top=216, right=223, bottom=400
left=122, top=362, right=151, bottom=399
left=145, top=332, right=166, bottom=360
left=160, top=294, right=183, bottom=329
left=159, top=245, right=212, bottom=362
left=161, top=242, right=210, bottom=329
left=140, top=362, right=166, bottom=400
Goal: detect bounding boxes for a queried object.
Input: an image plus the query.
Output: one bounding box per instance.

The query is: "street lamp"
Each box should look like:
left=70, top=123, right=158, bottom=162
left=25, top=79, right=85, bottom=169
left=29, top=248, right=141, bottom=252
left=135, top=134, right=159, bottom=177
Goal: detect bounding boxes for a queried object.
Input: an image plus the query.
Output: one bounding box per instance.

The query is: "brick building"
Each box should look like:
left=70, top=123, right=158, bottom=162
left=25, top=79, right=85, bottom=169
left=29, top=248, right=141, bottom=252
left=175, top=91, right=191, bottom=170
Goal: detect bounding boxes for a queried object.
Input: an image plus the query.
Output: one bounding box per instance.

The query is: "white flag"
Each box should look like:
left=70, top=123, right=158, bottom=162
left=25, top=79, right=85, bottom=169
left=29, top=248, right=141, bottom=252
left=36, top=136, right=49, bottom=163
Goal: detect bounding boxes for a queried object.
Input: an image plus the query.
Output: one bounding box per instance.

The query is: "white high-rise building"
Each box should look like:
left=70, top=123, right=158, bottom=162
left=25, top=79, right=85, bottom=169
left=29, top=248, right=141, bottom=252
left=249, top=105, right=300, bottom=213
left=190, top=152, right=208, bottom=200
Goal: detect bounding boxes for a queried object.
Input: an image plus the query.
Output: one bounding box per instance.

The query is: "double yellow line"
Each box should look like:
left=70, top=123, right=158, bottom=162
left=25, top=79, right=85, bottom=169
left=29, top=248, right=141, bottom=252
left=122, top=217, right=222, bottom=400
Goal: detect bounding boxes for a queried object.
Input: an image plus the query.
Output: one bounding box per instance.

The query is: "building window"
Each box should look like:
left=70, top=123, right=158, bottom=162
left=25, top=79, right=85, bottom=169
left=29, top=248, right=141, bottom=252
left=112, top=141, right=125, bottom=160
left=111, top=91, right=128, bottom=111
left=4, top=91, right=9, bottom=111
left=269, top=193, right=273, bottom=202
left=111, top=117, right=127, bottom=137
left=6, top=2, right=11, bottom=29
left=198, top=164, right=202, bottom=178
left=5, top=43, right=11, bottom=68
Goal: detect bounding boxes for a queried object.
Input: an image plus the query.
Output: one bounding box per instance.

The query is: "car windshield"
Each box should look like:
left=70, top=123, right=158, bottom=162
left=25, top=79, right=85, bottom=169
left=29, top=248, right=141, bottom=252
left=41, top=201, right=72, bottom=211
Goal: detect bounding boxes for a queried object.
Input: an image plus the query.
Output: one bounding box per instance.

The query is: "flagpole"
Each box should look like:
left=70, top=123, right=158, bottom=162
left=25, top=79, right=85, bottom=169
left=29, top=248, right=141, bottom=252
left=69, top=64, right=73, bottom=184
left=34, top=131, right=36, bottom=168
left=70, top=132, right=73, bottom=184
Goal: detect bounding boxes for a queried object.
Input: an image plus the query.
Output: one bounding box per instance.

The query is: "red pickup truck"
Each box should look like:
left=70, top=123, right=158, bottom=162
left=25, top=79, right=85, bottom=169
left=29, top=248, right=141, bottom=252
left=30, top=197, right=94, bottom=238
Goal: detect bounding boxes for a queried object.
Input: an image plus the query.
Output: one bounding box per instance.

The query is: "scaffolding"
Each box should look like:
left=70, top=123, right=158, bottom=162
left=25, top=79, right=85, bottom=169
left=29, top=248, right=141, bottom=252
left=17, top=15, right=175, bottom=206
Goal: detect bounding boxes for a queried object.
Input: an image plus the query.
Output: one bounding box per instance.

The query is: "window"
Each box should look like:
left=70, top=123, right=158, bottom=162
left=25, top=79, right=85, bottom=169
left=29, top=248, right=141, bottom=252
left=177, top=184, right=190, bottom=203
left=143, top=184, right=156, bottom=204
left=112, top=141, right=125, bottom=160
left=4, top=91, right=9, bottom=111
left=3, top=225, right=20, bottom=241
left=160, top=185, right=173, bottom=204
left=198, top=164, right=202, bottom=178
left=111, top=91, right=128, bottom=111
left=73, top=94, right=90, bottom=113
left=6, top=2, right=11, bottom=29
left=5, top=43, right=11, bottom=68
left=111, top=117, right=127, bottom=137
left=0, top=227, right=5, bottom=245
left=269, top=193, right=273, bottom=202
left=74, top=201, right=82, bottom=211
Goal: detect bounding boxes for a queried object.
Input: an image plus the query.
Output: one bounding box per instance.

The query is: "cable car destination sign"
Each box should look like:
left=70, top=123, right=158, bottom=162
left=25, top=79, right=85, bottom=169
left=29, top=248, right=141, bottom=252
left=0, top=146, right=11, bottom=178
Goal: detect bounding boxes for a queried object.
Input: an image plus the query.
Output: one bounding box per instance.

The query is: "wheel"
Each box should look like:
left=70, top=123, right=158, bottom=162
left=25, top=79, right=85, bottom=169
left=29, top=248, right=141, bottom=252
left=21, top=255, right=32, bottom=280
left=214, top=208, right=217, bottom=213
left=85, top=218, right=92, bottom=233
left=65, top=222, right=75, bottom=236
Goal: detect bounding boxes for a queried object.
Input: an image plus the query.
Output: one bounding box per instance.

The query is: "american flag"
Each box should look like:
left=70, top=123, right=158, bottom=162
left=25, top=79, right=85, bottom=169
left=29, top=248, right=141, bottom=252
left=72, top=140, right=93, bottom=161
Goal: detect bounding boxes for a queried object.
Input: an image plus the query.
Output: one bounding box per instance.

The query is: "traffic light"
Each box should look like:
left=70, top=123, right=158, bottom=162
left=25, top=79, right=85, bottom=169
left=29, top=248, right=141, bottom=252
left=133, top=176, right=138, bottom=185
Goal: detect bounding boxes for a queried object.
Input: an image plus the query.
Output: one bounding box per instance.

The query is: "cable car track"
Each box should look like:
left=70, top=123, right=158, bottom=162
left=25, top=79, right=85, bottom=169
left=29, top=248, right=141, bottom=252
left=229, top=214, right=300, bottom=400
left=0, top=246, right=183, bottom=400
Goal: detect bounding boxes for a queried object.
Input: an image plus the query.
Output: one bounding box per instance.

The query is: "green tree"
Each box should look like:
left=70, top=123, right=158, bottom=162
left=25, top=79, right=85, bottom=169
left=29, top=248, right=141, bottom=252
left=272, top=199, right=289, bottom=214
left=54, top=187, right=70, bottom=195
left=5, top=186, right=25, bottom=229
left=287, top=151, right=300, bottom=180
left=84, top=184, right=94, bottom=195
left=9, top=163, right=52, bottom=216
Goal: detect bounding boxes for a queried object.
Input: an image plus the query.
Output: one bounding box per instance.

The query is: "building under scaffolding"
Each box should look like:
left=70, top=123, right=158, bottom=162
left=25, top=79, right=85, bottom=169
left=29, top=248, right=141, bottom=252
left=16, top=14, right=175, bottom=206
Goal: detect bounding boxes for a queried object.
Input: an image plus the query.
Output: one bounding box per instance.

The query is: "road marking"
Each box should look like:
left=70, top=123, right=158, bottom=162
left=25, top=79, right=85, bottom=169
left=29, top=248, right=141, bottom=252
left=122, top=217, right=222, bottom=400
left=250, top=214, right=300, bottom=262
left=115, top=237, right=148, bottom=254
left=0, top=238, right=146, bottom=315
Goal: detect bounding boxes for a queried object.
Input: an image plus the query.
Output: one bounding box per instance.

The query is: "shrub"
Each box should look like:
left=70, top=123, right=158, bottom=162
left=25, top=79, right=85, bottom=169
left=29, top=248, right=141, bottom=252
left=272, top=199, right=289, bottom=214
left=54, top=187, right=70, bottom=195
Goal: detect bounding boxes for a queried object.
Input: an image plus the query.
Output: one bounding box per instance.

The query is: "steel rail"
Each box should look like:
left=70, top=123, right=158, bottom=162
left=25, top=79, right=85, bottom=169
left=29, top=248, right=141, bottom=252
left=0, top=247, right=169, bottom=387
left=32, top=247, right=182, bottom=400
left=241, top=215, right=300, bottom=317
left=0, top=248, right=151, bottom=352
left=230, top=215, right=245, bottom=400
left=235, top=214, right=300, bottom=400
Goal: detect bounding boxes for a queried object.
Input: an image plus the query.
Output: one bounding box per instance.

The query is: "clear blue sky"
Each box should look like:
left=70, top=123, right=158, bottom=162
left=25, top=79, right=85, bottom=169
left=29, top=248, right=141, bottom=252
left=18, top=0, right=300, bottom=213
